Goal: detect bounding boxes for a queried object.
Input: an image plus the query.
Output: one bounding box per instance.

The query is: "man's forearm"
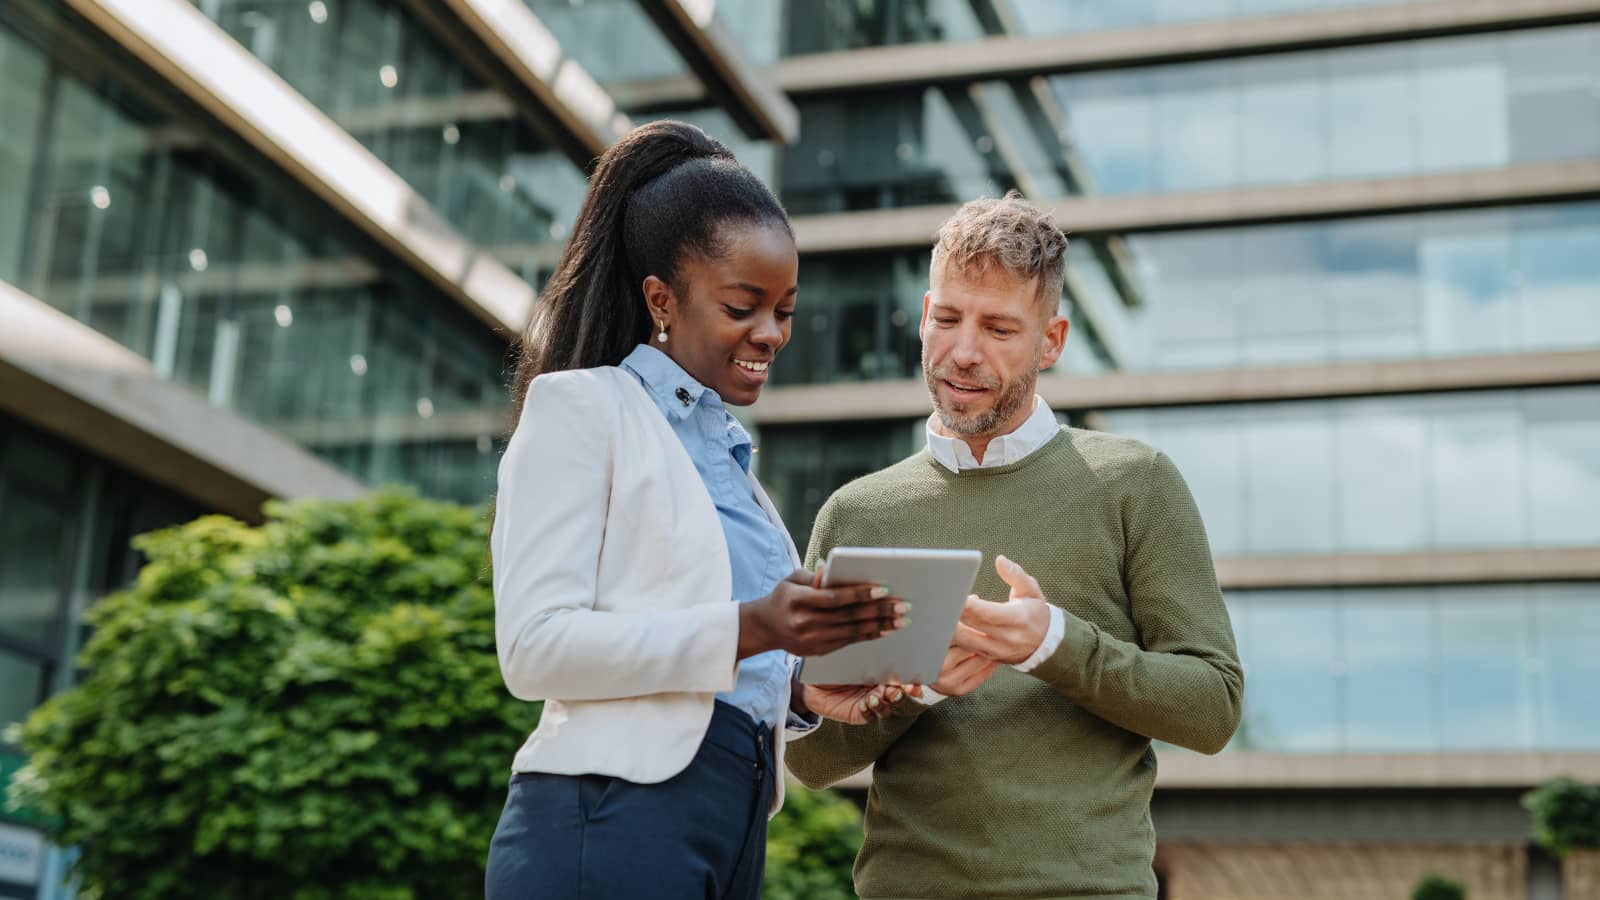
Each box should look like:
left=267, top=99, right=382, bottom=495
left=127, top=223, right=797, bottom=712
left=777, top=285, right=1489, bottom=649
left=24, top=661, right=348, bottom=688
left=1026, top=611, right=1242, bottom=754
left=784, top=700, right=924, bottom=789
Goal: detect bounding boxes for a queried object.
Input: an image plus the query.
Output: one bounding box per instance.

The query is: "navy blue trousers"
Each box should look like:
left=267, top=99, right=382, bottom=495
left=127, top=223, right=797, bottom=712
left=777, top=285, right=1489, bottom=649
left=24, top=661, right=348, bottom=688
left=485, top=702, right=775, bottom=900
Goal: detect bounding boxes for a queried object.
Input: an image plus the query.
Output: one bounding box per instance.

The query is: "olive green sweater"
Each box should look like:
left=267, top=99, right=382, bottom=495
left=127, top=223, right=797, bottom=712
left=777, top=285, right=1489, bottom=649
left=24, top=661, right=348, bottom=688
left=787, top=428, right=1243, bottom=900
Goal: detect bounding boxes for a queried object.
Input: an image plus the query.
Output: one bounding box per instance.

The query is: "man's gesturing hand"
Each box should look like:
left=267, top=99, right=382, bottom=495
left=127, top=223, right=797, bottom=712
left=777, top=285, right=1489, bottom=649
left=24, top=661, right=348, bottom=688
left=951, top=555, right=1052, bottom=665
left=930, top=646, right=999, bottom=697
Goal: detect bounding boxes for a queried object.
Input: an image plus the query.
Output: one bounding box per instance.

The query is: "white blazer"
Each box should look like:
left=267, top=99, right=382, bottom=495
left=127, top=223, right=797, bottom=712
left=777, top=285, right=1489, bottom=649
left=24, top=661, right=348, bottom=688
left=490, top=365, right=801, bottom=815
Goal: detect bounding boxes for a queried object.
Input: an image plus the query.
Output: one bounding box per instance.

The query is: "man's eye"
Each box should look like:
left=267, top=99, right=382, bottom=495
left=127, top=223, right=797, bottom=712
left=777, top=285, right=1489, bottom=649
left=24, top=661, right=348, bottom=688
left=992, top=329, right=1015, bottom=337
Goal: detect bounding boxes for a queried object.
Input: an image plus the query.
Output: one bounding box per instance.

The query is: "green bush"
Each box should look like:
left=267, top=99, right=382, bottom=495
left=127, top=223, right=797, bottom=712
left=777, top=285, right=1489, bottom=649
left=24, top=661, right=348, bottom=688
left=1411, top=873, right=1466, bottom=900
left=1524, top=778, right=1600, bottom=857
left=766, top=784, right=864, bottom=899
left=10, top=490, right=536, bottom=900
left=9, top=488, right=863, bottom=898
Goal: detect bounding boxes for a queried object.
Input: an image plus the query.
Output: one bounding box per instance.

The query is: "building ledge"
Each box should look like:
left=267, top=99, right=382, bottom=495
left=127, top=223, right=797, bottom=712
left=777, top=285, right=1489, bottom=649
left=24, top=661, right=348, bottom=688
left=613, top=0, right=1600, bottom=104
left=750, top=350, right=1600, bottom=425
left=816, top=751, right=1600, bottom=792
left=0, top=280, right=367, bottom=521
left=63, top=0, right=535, bottom=335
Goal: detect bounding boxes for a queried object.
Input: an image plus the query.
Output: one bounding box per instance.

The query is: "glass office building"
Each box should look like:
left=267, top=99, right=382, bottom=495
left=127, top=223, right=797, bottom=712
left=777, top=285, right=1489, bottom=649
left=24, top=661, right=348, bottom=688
left=1, top=0, right=1596, bottom=897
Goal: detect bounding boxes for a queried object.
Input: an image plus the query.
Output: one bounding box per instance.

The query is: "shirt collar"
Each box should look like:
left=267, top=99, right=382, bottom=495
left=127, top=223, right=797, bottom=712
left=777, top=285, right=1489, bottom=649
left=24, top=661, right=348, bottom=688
left=925, top=395, right=1058, bottom=473
left=620, top=343, right=718, bottom=422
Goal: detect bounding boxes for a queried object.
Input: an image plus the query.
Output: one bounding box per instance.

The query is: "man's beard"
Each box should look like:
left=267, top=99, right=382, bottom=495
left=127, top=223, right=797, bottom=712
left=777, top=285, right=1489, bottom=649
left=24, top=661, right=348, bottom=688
left=923, top=353, right=1039, bottom=438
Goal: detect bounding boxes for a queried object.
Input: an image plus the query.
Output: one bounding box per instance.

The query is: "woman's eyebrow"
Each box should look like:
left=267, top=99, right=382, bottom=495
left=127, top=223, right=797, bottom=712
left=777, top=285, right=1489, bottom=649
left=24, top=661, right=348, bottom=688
left=722, top=282, right=799, bottom=299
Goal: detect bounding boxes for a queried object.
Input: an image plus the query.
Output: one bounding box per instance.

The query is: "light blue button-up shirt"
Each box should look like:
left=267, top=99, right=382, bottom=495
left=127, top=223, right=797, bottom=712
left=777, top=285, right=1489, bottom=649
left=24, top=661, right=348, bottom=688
left=620, top=344, right=803, bottom=731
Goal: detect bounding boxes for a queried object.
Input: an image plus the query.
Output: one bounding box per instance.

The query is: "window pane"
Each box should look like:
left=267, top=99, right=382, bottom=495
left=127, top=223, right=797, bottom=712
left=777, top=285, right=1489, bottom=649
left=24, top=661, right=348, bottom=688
left=1525, top=389, right=1600, bottom=545
left=1243, top=407, right=1335, bottom=554
left=5, top=431, right=73, bottom=496
left=1085, top=387, right=1599, bottom=555
left=0, top=651, right=46, bottom=735
left=1437, top=591, right=1534, bottom=750
left=1342, top=593, right=1436, bottom=751
left=1414, top=36, right=1510, bottom=173
left=1232, top=594, right=1339, bottom=751
left=1336, top=399, right=1428, bottom=552
left=1325, top=45, right=1416, bottom=180
left=0, top=492, right=68, bottom=645
left=1533, top=586, right=1600, bottom=748
left=1428, top=398, right=1525, bottom=547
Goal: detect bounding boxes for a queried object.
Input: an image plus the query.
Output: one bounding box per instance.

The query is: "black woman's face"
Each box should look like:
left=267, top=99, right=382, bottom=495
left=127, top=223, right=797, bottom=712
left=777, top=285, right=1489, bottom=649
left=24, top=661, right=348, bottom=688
left=647, top=223, right=798, bottom=407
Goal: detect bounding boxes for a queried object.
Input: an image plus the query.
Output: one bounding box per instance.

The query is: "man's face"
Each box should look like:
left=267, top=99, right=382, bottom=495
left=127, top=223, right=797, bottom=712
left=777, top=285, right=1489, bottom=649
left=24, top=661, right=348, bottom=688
left=920, top=264, right=1069, bottom=441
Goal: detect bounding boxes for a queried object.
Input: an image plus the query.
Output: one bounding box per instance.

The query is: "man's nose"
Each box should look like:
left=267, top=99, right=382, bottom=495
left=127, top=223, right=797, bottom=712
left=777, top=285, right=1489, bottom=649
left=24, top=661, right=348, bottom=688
left=950, top=326, right=984, bottom=368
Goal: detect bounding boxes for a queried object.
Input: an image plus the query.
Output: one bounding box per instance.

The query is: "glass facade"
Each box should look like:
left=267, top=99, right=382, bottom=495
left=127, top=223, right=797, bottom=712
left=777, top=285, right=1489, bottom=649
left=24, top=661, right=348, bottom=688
left=783, top=0, right=1420, bottom=55
left=0, top=7, right=508, bottom=504
left=758, top=420, right=920, bottom=554
left=0, top=416, right=199, bottom=749
left=782, top=25, right=1600, bottom=211
left=1095, top=387, right=1600, bottom=557
left=758, top=387, right=1600, bottom=560
left=775, top=247, right=1120, bottom=386
left=1228, top=584, right=1600, bottom=753
left=1058, top=25, right=1600, bottom=196
left=525, top=0, right=783, bottom=84
left=191, top=0, right=587, bottom=257
left=1103, top=202, right=1600, bottom=370
left=777, top=200, right=1600, bottom=385
left=782, top=81, right=1054, bottom=214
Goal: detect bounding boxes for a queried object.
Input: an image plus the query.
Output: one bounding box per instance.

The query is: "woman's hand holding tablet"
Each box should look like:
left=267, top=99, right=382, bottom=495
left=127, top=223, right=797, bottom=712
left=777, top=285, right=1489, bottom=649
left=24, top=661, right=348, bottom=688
left=799, top=547, right=984, bottom=686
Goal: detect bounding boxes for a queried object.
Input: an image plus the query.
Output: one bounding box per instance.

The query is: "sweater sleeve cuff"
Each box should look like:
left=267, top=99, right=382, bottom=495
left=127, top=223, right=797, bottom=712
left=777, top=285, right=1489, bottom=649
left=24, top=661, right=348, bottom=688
left=785, top=656, right=823, bottom=733
left=1022, top=609, right=1101, bottom=696
left=1012, top=606, right=1065, bottom=674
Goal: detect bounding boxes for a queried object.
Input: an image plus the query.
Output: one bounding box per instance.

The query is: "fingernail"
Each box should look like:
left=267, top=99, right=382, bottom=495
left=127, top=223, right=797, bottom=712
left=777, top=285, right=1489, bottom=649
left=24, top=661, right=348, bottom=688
left=894, top=601, right=909, bottom=615
left=871, top=585, right=890, bottom=599
left=857, top=701, right=868, bottom=712
left=895, top=617, right=908, bottom=629
left=888, top=689, right=903, bottom=702
left=867, top=695, right=880, bottom=708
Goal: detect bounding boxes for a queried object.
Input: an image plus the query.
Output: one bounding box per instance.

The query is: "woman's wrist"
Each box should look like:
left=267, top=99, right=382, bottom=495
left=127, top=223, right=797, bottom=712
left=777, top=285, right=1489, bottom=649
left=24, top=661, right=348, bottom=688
left=789, top=679, right=811, bottom=716
left=736, top=603, right=773, bottom=660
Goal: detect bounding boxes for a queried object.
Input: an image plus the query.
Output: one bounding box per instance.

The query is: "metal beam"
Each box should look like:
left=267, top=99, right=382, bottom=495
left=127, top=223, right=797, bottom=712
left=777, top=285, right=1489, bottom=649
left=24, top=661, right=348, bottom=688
left=780, top=0, right=1600, bottom=92
left=1156, top=751, right=1600, bottom=790
left=823, top=750, right=1600, bottom=791
left=749, top=350, right=1600, bottom=425
left=1150, top=792, right=1537, bottom=843
left=432, top=0, right=633, bottom=166
left=0, top=280, right=367, bottom=522
left=790, top=159, right=1600, bottom=252
left=629, top=0, right=1600, bottom=103
left=634, top=0, right=798, bottom=143
left=61, top=0, right=536, bottom=336
left=1215, top=547, right=1600, bottom=590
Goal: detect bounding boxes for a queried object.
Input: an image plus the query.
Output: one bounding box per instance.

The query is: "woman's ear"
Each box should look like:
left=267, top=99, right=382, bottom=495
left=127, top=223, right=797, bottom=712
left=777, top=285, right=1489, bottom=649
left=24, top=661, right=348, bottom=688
left=642, top=275, right=675, bottom=324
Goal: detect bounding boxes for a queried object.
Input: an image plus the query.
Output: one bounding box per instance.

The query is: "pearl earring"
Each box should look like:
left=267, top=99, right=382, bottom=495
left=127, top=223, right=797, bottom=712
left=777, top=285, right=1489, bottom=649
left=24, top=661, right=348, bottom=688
left=656, top=320, right=668, bottom=343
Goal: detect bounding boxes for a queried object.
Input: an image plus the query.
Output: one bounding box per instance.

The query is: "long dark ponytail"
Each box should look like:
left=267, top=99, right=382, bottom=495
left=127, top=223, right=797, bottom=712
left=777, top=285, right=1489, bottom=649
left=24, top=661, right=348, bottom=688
left=509, top=120, right=792, bottom=420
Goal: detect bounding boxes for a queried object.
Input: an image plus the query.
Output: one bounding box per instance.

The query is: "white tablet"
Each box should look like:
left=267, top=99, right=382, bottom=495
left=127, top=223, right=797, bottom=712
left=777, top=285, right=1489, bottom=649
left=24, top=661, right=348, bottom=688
left=799, top=547, right=984, bottom=686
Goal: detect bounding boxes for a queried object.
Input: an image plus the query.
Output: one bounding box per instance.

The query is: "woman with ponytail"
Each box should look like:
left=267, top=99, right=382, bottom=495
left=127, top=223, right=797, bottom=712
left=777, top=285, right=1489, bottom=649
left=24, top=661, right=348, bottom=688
left=485, top=121, right=909, bottom=899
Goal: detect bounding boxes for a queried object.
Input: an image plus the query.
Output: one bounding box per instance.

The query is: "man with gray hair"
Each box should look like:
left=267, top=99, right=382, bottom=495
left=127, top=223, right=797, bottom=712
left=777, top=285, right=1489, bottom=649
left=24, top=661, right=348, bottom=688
left=786, top=192, right=1243, bottom=899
